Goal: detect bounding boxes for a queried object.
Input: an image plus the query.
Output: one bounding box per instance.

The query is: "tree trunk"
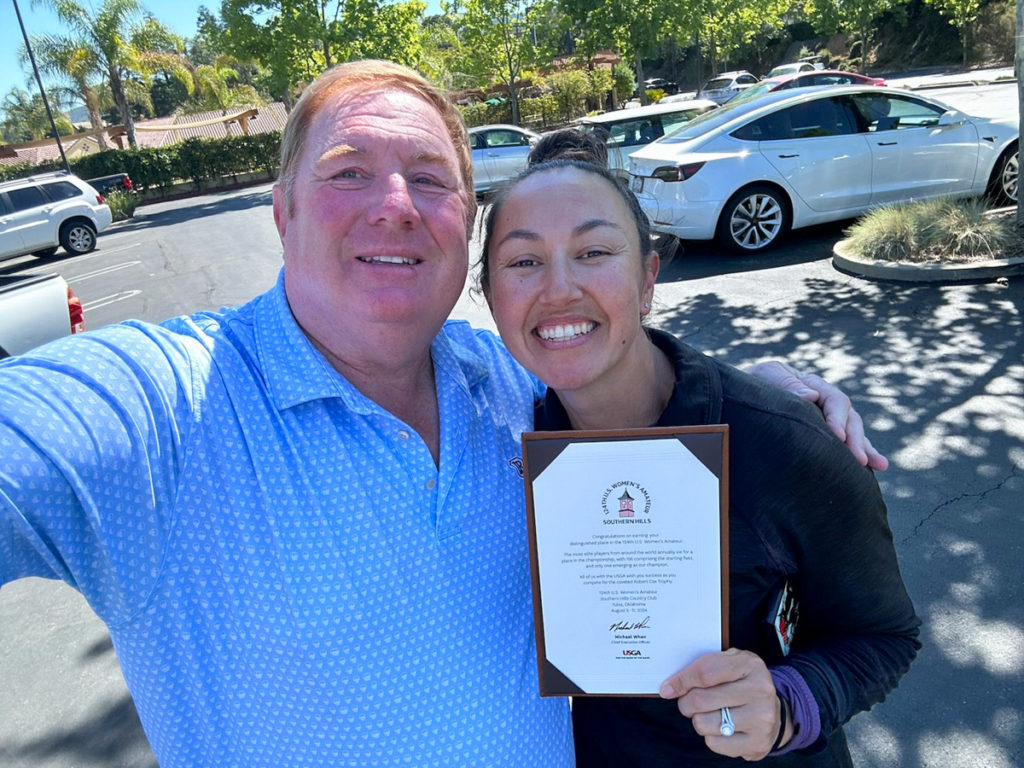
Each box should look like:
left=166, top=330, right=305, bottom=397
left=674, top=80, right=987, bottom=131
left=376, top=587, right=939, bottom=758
left=510, top=80, right=521, bottom=126
left=84, top=86, right=108, bottom=150
left=109, top=66, right=137, bottom=149
left=635, top=48, right=647, bottom=106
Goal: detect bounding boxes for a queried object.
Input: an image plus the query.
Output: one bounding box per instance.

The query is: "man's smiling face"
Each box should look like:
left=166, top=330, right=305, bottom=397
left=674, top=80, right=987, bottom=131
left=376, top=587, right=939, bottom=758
left=274, top=86, right=471, bottom=356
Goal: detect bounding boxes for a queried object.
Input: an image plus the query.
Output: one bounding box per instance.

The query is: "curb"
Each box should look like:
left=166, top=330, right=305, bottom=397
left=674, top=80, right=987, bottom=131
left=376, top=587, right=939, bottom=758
left=832, top=240, right=1024, bottom=282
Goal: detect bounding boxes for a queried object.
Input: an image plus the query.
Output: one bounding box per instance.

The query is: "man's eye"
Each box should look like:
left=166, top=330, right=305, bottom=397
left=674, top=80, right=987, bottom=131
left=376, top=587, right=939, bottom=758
left=412, top=174, right=444, bottom=187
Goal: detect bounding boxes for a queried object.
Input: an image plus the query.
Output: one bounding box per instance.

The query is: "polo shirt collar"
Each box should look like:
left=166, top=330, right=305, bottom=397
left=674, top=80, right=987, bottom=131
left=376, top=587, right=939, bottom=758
left=254, top=271, right=491, bottom=412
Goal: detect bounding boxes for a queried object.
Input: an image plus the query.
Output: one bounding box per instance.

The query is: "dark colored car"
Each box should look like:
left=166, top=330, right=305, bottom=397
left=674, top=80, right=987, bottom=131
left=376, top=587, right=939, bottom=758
left=642, top=77, right=679, bottom=95
left=86, top=173, right=135, bottom=196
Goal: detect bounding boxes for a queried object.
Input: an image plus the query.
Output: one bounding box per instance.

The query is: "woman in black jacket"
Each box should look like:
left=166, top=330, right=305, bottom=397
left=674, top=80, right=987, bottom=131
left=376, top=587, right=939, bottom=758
left=479, top=133, right=920, bottom=766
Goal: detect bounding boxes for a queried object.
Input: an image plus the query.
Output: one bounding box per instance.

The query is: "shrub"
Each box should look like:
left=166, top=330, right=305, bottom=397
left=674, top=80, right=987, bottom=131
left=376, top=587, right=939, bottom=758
left=105, top=189, right=139, bottom=221
left=844, top=198, right=1013, bottom=263
left=844, top=204, right=921, bottom=261
left=926, top=198, right=1010, bottom=260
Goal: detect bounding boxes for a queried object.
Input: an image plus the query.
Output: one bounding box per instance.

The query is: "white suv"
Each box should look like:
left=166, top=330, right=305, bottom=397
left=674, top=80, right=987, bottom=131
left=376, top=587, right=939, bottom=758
left=0, top=172, right=113, bottom=261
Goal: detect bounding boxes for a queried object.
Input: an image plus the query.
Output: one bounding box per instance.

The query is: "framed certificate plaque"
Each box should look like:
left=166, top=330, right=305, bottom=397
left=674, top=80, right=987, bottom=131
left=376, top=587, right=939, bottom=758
left=522, top=426, right=729, bottom=697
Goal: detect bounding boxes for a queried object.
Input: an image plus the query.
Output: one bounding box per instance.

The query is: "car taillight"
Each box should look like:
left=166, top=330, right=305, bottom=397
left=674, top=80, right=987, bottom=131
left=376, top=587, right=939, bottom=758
left=124, top=176, right=135, bottom=191
left=652, top=162, right=706, bottom=182
left=95, top=194, right=105, bottom=204
left=67, top=286, right=86, bottom=334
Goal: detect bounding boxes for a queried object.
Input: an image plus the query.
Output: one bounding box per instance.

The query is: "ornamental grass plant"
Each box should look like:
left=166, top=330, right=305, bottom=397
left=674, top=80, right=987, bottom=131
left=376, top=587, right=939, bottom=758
left=105, top=190, right=139, bottom=222
left=843, top=198, right=1015, bottom=264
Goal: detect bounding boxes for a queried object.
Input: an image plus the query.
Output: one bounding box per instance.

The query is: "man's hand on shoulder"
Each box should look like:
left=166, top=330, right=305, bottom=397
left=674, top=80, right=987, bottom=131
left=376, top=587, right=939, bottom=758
left=746, top=361, right=889, bottom=472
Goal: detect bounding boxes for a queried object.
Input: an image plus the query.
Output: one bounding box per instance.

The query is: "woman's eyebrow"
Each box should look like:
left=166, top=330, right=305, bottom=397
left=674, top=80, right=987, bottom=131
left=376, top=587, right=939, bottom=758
left=574, top=218, right=623, bottom=236
left=497, top=229, right=541, bottom=247
left=498, top=218, right=624, bottom=247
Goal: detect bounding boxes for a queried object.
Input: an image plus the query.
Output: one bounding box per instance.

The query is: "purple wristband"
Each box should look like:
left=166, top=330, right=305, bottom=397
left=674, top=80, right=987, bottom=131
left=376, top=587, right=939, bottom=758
left=769, top=666, right=821, bottom=755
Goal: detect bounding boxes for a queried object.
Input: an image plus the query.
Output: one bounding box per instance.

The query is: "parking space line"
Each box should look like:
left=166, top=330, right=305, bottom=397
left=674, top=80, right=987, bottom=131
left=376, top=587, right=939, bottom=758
left=71, top=261, right=142, bottom=281
left=84, top=242, right=144, bottom=258
left=83, top=290, right=142, bottom=311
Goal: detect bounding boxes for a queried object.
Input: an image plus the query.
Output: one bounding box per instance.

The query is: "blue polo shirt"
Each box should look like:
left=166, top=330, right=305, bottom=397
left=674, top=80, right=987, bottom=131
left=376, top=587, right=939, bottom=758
left=0, top=273, right=572, bottom=767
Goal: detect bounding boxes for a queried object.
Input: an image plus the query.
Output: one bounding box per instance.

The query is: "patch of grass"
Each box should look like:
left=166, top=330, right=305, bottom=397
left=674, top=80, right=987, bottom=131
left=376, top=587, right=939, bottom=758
left=844, top=198, right=1015, bottom=264
left=105, top=189, right=139, bottom=222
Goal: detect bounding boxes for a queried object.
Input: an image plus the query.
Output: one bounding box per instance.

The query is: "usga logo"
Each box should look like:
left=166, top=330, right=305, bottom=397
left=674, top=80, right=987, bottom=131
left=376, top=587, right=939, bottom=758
left=622, top=649, right=642, bottom=656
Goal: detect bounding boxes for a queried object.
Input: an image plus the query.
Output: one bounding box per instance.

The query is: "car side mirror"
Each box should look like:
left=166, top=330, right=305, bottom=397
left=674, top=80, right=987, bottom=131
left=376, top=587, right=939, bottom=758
left=937, top=109, right=966, bottom=126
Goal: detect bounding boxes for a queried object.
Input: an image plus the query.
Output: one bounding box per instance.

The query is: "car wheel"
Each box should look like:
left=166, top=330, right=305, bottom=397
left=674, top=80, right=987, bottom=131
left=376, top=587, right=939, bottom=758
left=59, top=220, right=97, bottom=255
left=716, top=185, right=790, bottom=252
left=32, top=247, right=58, bottom=258
left=987, top=144, right=1018, bottom=206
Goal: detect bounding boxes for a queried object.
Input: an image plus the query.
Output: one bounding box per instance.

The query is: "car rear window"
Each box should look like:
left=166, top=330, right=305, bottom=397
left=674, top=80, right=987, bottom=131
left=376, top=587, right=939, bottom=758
left=41, top=181, right=82, bottom=202
left=6, top=185, right=47, bottom=212
left=703, top=78, right=732, bottom=90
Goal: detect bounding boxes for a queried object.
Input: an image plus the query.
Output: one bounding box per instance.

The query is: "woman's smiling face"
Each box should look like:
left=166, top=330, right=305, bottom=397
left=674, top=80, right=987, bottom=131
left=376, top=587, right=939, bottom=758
left=485, top=166, right=658, bottom=397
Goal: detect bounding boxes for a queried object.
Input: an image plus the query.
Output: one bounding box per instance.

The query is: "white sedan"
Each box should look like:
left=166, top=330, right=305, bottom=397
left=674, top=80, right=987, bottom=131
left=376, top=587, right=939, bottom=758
left=628, top=86, right=1019, bottom=252
left=468, top=124, right=540, bottom=195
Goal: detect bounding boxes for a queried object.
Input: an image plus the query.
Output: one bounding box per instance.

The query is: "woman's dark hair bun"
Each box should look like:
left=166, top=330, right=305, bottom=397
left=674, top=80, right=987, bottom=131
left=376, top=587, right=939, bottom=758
left=527, top=128, right=609, bottom=168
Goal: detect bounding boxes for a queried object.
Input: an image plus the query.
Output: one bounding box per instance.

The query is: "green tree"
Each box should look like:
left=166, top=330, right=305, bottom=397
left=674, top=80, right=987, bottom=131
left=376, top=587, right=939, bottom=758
left=804, top=0, right=907, bottom=71
left=558, top=0, right=683, bottom=105
left=419, top=13, right=462, bottom=90
left=1, top=88, right=72, bottom=142
left=698, top=0, right=789, bottom=73
left=453, top=0, right=550, bottom=125
left=20, top=35, right=112, bottom=147
left=546, top=67, right=588, bottom=121
left=922, top=0, right=983, bottom=64
left=612, top=60, right=635, bottom=105
left=586, top=66, right=613, bottom=111
left=220, top=0, right=426, bottom=105
left=33, top=0, right=156, bottom=147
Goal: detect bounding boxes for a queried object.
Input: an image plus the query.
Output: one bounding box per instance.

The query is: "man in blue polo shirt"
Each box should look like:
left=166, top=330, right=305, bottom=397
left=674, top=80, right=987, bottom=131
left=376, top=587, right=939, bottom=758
left=0, top=60, right=884, bottom=767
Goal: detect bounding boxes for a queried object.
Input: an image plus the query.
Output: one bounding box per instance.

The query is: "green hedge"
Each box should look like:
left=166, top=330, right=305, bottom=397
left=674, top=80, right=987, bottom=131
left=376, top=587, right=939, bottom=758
left=0, top=131, right=282, bottom=191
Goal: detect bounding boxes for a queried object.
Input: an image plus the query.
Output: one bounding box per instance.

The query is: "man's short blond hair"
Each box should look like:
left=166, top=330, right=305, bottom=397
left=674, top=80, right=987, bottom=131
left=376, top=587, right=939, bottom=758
left=277, top=60, right=476, bottom=231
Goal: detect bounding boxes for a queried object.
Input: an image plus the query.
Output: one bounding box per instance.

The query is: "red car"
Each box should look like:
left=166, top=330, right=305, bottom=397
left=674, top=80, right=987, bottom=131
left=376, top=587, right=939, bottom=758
left=726, top=70, right=886, bottom=106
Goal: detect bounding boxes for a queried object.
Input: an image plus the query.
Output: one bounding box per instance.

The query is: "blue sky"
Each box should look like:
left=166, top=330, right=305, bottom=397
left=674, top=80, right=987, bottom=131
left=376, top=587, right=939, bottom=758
left=3, top=0, right=214, bottom=107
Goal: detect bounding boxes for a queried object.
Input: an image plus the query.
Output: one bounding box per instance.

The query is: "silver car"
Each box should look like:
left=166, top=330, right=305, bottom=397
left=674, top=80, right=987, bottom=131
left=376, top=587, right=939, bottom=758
left=577, top=100, right=719, bottom=179
left=698, top=71, right=760, bottom=105
left=468, top=124, right=540, bottom=195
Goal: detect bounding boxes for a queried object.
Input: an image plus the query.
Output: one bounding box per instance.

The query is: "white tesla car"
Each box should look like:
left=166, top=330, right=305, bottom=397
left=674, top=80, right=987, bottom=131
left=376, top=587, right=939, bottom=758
left=627, top=86, right=1019, bottom=252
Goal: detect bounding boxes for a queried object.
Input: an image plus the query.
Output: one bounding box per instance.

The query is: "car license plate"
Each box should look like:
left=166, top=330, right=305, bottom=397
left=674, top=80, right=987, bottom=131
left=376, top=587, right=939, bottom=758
left=630, top=175, right=644, bottom=193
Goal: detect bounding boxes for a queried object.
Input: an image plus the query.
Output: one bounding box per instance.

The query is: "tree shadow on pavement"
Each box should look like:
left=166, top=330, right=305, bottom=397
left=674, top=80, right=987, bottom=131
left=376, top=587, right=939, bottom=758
left=652, top=267, right=1024, bottom=768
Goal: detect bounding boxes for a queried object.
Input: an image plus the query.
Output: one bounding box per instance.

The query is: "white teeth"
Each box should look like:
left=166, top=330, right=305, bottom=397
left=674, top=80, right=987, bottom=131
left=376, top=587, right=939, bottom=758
left=362, top=255, right=418, bottom=265
left=536, top=322, right=595, bottom=341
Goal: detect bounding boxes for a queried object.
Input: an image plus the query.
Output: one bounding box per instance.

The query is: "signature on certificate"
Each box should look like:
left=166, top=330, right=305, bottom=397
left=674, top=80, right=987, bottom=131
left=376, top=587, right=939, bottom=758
left=609, top=616, right=651, bottom=632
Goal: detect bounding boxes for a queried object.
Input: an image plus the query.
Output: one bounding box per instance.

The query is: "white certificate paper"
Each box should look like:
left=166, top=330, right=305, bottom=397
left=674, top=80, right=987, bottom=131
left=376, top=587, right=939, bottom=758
left=523, top=427, right=728, bottom=696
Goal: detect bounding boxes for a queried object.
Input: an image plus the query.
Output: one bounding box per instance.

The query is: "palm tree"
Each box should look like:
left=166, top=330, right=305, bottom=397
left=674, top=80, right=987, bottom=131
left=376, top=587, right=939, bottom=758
left=1, top=87, right=71, bottom=142
left=34, top=0, right=150, bottom=147
left=21, top=36, right=111, bottom=148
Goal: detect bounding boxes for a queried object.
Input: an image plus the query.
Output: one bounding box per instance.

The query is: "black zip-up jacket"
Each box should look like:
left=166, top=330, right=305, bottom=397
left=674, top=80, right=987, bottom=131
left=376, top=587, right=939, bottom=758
left=540, top=330, right=921, bottom=767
